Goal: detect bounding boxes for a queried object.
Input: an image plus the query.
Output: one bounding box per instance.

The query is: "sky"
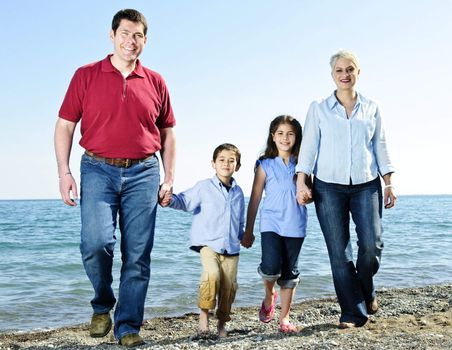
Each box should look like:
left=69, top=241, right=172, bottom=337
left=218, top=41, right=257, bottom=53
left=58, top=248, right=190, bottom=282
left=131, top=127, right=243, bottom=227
left=1, top=0, right=451, bottom=200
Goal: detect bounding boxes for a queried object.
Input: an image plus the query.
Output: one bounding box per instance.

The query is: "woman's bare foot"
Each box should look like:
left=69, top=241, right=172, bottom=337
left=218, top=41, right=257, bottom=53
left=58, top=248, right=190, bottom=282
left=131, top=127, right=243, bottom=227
left=198, top=309, right=209, bottom=335
left=217, top=320, right=228, bottom=338
left=338, top=321, right=356, bottom=329
left=367, top=298, right=379, bottom=314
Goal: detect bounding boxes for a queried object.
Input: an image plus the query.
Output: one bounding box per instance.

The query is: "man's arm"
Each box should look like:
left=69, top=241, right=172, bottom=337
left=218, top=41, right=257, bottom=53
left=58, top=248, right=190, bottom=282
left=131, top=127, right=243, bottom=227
left=54, top=117, right=78, bottom=206
left=159, top=127, right=176, bottom=201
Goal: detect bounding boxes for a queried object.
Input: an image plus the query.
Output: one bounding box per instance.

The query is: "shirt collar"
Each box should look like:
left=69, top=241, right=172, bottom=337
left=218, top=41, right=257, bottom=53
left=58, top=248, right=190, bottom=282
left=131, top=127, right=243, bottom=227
left=101, top=54, right=145, bottom=78
left=326, top=93, right=339, bottom=110
left=327, top=90, right=363, bottom=110
left=212, top=175, right=236, bottom=189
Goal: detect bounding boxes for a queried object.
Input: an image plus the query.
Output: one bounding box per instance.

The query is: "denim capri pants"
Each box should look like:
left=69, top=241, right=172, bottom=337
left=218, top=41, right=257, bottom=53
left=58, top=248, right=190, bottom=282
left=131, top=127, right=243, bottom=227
left=258, top=231, right=304, bottom=289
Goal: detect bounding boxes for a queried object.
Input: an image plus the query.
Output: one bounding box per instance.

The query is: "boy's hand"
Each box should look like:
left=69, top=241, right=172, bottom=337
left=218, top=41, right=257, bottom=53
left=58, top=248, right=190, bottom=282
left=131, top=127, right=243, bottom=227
left=158, top=188, right=172, bottom=207
left=241, top=232, right=255, bottom=248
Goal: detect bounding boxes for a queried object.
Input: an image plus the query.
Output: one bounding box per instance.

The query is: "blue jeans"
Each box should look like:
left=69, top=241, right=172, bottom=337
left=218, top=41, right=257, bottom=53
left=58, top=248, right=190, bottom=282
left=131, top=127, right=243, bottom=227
left=314, top=177, right=383, bottom=326
left=259, top=231, right=304, bottom=288
left=80, top=153, right=160, bottom=339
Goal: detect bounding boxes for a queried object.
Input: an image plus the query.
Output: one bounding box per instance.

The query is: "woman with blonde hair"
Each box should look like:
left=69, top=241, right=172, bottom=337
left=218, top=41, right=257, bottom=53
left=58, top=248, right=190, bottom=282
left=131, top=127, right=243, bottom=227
left=296, top=50, right=396, bottom=328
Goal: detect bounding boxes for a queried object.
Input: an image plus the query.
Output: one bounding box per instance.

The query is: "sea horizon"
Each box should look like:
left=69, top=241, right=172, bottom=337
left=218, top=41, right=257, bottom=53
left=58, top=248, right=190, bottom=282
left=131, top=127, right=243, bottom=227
left=1, top=193, right=452, bottom=201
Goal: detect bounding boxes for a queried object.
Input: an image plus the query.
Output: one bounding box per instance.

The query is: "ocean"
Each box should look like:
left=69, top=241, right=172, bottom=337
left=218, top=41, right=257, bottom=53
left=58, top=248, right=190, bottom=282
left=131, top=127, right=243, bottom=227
left=0, top=195, right=451, bottom=333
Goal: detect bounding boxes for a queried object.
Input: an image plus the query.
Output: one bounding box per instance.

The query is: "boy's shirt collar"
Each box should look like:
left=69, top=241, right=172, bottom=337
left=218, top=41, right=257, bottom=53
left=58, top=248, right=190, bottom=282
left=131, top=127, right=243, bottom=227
left=212, top=175, right=236, bottom=189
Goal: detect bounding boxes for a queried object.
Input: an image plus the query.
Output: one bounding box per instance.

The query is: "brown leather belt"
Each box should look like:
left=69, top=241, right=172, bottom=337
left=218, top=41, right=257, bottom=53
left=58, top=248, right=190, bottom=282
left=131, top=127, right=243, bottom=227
left=85, top=151, right=154, bottom=168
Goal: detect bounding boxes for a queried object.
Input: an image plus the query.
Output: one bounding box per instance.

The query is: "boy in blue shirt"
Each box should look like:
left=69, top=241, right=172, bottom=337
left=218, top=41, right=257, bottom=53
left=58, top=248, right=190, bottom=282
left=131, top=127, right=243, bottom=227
left=160, top=143, right=245, bottom=338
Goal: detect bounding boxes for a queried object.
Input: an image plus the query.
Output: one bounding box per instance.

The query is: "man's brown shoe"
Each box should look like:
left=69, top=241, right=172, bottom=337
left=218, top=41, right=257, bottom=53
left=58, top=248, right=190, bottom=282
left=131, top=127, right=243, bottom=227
left=367, top=298, right=379, bottom=315
left=119, top=333, right=145, bottom=347
left=89, top=313, right=112, bottom=338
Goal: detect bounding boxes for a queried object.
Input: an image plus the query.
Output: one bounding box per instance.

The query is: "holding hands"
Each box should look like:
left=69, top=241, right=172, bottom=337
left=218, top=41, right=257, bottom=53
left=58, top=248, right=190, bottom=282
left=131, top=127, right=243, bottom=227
left=296, top=173, right=313, bottom=205
left=241, top=230, right=255, bottom=248
left=159, top=183, right=173, bottom=207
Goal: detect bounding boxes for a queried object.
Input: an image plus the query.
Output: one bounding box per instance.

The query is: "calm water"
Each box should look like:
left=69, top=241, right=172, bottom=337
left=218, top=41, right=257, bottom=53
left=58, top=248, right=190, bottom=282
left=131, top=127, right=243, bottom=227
left=0, top=196, right=451, bottom=332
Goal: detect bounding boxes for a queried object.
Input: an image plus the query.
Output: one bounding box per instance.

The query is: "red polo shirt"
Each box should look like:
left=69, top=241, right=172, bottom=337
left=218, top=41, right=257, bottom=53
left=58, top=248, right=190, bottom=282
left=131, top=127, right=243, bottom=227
left=59, top=55, right=176, bottom=158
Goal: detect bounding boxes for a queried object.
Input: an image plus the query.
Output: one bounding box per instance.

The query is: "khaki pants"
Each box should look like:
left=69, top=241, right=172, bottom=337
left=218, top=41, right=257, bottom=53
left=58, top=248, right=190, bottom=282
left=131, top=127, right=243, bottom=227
left=198, top=246, right=239, bottom=322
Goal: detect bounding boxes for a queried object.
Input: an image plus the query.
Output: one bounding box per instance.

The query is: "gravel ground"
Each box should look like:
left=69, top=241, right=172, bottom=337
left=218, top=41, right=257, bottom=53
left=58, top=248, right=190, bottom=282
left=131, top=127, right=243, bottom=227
left=1, top=284, right=450, bottom=349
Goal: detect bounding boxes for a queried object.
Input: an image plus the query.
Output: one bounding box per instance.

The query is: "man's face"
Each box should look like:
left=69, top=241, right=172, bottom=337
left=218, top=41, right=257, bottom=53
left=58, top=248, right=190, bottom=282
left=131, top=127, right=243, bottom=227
left=110, top=19, right=147, bottom=64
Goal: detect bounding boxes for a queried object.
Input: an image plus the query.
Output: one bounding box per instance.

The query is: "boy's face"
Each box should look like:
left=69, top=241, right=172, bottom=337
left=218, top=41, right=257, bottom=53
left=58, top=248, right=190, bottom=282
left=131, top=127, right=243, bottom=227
left=211, top=150, right=240, bottom=182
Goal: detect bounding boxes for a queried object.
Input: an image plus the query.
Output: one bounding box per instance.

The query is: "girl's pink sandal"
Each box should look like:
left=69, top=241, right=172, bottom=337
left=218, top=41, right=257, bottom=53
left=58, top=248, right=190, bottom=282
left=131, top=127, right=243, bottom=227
left=279, top=321, right=298, bottom=333
left=258, top=291, right=278, bottom=323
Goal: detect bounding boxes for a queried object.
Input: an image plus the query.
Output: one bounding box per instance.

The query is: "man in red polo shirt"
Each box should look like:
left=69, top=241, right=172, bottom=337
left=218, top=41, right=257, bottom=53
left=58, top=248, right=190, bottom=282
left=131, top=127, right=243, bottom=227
left=54, top=9, right=175, bottom=347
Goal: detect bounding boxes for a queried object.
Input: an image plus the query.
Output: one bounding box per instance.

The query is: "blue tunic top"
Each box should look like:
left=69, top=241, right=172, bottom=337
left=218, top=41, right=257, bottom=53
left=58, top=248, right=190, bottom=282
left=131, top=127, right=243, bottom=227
left=258, top=157, right=307, bottom=238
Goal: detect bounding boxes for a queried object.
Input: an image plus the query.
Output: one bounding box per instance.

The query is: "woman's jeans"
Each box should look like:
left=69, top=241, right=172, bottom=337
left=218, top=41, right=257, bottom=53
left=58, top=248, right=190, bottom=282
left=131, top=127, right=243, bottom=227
left=259, top=231, right=304, bottom=289
left=314, top=177, right=383, bottom=326
left=80, top=153, right=160, bottom=339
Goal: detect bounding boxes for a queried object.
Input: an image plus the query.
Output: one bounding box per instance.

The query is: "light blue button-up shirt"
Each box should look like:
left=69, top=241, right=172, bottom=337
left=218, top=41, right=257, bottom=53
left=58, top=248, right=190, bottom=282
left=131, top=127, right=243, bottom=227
left=169, top=176, right=245, bottom=255
left=296, top=92, right=395, bottom=185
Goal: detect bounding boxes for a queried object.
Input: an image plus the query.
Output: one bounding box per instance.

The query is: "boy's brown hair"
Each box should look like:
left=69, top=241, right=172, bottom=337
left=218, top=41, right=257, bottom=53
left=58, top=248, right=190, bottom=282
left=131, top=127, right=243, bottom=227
left=212, top=143, right=241, bottom=167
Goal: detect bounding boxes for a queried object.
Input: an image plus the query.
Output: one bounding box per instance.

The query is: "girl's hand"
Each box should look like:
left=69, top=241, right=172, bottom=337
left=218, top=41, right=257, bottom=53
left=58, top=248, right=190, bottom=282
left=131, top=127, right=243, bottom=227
left=241, top=231, right=255, bottom=248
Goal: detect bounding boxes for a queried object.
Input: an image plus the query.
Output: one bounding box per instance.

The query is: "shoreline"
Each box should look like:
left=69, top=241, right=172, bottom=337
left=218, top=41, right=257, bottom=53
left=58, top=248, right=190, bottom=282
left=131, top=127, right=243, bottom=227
left=0, top=284, right=450, bottom=349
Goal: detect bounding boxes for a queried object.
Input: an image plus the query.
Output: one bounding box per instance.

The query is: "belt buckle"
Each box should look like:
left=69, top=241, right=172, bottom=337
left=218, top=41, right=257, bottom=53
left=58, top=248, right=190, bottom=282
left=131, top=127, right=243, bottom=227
left=124, top=159, right=130, bottom=168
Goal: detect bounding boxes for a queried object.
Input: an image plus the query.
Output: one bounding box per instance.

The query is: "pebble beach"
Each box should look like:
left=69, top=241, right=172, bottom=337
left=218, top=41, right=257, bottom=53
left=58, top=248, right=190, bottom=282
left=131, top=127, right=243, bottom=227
left=1, top=284, right=450, bottom=349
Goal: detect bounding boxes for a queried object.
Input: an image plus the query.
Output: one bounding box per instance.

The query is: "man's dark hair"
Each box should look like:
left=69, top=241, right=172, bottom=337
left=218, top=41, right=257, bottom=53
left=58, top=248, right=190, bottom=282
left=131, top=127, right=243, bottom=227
left=112, top=9, right=148, bottom=35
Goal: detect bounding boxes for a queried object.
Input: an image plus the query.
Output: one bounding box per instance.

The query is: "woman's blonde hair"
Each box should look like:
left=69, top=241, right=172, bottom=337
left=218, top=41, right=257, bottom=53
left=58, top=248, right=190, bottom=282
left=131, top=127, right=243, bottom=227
left=329, top=50, right=360, bottom=71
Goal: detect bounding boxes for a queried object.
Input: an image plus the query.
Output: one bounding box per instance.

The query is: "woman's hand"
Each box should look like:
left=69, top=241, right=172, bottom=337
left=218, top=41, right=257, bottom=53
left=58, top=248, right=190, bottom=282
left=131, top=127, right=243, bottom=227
left=382, top=174, right=396, bottom=209
left=384, top=186, right=397, bottom=209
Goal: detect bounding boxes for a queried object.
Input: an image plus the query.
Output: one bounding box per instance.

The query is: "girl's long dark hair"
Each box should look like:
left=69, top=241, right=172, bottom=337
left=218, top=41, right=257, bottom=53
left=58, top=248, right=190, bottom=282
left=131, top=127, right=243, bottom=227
left=259, top=115, right=302, bottom=163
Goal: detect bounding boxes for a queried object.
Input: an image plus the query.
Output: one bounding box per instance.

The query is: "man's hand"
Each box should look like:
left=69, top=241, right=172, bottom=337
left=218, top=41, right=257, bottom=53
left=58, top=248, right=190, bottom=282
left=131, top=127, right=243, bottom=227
left=159, top=183, right=172, bottom=207
left=59, top=173, right=78, bottom=207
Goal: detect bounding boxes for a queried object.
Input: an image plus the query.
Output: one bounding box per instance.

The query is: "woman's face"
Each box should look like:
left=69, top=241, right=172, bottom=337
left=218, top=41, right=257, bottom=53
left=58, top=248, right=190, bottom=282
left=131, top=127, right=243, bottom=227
left=332, top=58, right=360, bottom=91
